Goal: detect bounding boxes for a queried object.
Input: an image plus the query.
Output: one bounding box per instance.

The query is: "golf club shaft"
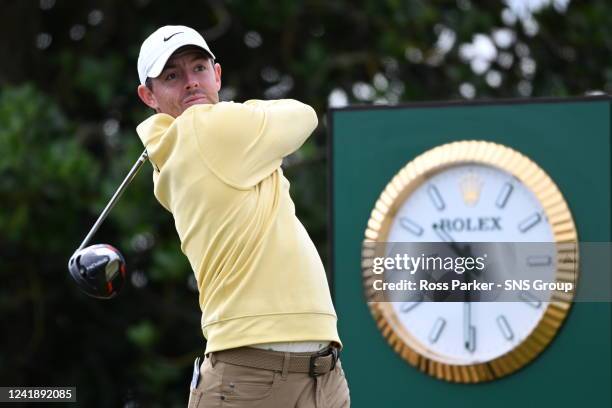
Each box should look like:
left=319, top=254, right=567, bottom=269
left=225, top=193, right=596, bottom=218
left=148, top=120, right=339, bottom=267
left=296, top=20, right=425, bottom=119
left=77, top=149, right=149, bottom=252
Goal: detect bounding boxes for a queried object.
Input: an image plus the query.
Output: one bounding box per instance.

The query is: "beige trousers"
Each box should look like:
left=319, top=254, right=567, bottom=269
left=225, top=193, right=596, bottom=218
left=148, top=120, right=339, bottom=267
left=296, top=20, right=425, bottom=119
left=187, top=354, right=350, bottom=407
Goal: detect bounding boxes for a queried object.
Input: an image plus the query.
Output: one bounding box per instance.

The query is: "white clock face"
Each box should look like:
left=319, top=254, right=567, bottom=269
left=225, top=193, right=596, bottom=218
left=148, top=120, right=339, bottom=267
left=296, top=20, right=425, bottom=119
left=386, top=164, right=556, bottom=365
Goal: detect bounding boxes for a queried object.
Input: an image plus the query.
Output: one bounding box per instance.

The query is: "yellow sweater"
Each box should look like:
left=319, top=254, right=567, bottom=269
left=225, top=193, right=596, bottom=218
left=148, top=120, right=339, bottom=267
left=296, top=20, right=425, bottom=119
left=136, top=100, right=340, bottom=353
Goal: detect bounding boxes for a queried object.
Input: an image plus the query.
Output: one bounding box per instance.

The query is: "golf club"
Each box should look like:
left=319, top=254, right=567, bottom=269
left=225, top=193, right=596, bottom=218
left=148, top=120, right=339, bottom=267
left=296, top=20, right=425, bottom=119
left=68, top=149, right=149, bottom=299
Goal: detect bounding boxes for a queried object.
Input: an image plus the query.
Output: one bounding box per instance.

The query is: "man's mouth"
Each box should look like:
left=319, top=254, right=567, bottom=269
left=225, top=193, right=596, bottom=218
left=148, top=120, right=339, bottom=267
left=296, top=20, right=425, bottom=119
left=183, top=94, right=207, bottom=105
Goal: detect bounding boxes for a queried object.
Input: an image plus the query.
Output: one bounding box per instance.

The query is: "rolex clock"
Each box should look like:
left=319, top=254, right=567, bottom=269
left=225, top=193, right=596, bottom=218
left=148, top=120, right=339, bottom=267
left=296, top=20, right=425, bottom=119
left=362, top=140, right=579, bottom=383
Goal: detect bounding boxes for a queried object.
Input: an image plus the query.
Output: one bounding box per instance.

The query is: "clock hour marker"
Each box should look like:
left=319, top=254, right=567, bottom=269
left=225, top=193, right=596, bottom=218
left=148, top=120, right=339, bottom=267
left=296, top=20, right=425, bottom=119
left=518, top=212, right=542, bottom=233
left=400, top=301, right=422, bottom=313
left=428, top=318, right=446, bottom=344
left=495, top=183, right=514, bottom=209
left=527, top=255, right=552, bottom=267
left=496, top=315, right=514, bottom=340
left=427, top=185, right=445, bottom=211
left=519, top=292, right=542, bottom=309
left=400, top=294, right=423, bottom=313
left=399, top=217, right=424, bottom=236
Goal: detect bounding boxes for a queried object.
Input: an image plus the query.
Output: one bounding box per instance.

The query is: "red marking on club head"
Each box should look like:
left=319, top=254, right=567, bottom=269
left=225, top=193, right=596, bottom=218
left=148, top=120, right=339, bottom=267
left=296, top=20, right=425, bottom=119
left=104, top=244, right=119, bottom=253
left=107, top=281, right=113, bottom=294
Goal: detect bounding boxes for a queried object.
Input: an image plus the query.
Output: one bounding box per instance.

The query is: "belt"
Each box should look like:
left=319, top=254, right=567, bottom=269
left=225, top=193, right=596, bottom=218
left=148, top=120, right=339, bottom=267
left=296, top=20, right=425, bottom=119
left=251, top=341, right=331, bottom=352
left=210, top=346, right=339, bottom=377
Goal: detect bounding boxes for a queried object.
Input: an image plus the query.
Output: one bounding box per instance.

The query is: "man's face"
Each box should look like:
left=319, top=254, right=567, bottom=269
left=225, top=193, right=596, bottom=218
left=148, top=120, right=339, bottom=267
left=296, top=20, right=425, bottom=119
left=137, top=47, right=222, bottom=118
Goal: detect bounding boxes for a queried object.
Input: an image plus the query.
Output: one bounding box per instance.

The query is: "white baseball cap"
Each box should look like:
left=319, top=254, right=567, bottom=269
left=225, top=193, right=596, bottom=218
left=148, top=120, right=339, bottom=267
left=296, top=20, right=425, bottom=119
left=137, top=25, right=216, bottom=85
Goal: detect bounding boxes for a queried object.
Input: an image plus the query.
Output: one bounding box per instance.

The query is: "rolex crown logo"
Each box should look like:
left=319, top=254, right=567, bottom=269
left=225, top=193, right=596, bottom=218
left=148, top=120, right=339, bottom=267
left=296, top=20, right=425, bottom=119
left=460, top=172, right=482, bottom=206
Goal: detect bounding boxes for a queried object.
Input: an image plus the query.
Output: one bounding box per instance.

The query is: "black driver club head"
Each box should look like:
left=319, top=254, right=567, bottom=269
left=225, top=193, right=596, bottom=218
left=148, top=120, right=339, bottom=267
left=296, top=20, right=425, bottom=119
left=68, top=244, right=127, bottom=299
left=67, top=150, right=147, bottom=300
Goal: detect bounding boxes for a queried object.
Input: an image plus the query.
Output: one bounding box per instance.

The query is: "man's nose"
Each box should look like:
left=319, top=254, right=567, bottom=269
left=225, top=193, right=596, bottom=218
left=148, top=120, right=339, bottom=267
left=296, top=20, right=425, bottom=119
left=185, top=74, right=199, bottom=90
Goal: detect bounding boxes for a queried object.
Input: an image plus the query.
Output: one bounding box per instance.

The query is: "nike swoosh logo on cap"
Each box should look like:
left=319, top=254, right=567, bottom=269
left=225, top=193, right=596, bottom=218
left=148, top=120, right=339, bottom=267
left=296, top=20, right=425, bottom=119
left=163, top=32, right=183, bottom=42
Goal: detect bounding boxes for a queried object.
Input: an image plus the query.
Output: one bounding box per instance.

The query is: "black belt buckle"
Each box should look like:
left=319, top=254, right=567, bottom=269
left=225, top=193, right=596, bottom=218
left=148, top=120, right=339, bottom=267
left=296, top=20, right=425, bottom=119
left=309, top=347, right=339, bottom=378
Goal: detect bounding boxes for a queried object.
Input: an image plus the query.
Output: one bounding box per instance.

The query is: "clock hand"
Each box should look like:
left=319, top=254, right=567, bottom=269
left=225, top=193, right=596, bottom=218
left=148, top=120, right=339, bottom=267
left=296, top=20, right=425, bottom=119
left=432, top=223, right=483, bottom=279
left=433, top=222, right=477, bottom=350
left=463, top=252, right=476, bottom=352
left=463, top=301, right=476, bottom=352
left=432, top=223, right=468, bottom=258
left=459, top=242, right=483, bottom=279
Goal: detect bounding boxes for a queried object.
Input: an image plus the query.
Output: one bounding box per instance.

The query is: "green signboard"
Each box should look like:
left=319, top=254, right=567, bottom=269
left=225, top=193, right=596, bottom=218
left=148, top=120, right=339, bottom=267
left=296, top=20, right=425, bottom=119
left=329, top=96, right=611, bottom=407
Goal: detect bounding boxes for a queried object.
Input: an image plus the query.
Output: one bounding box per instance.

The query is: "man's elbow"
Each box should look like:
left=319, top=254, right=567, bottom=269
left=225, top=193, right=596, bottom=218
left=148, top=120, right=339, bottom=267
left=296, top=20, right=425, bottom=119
left=302, top=103, right=319, bottom=135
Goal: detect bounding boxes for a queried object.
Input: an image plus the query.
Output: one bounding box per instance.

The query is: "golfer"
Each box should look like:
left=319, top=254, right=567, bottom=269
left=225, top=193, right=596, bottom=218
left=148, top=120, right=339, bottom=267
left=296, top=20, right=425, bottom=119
left=136, top=25, right=349, bottom=407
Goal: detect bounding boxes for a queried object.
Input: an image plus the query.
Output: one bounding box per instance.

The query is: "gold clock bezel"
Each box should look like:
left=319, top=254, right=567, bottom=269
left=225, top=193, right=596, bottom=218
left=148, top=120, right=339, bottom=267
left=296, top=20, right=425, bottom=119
left=362, top=140, right=579, bottom=383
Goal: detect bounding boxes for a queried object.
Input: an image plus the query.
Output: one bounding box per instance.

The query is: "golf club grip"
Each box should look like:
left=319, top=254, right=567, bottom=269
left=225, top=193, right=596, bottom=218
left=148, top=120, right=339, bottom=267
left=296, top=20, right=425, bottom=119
left=76, top=149, right=149, bottom=252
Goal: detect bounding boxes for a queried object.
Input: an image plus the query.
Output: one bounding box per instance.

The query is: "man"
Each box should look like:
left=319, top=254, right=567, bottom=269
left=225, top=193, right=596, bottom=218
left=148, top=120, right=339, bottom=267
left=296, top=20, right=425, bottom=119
left=136, top=25, right=349, bottom=407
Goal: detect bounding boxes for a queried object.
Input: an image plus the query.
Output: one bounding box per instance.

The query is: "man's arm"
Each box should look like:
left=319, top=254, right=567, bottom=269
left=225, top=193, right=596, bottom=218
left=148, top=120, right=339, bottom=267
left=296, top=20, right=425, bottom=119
left=188, top=99, right=318, bottom=189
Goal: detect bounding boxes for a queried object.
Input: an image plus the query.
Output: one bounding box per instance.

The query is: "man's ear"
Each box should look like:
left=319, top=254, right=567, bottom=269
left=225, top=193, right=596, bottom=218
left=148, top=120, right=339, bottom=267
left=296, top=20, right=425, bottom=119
left=137, top=84, right=159, bottom=110
left=214, top=62, right=222, bottom=91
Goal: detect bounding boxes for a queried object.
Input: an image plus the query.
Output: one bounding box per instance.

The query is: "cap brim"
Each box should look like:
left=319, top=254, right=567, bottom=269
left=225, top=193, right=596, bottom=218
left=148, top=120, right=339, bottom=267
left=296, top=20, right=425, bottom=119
left=146, top=44, right=215, bottom=83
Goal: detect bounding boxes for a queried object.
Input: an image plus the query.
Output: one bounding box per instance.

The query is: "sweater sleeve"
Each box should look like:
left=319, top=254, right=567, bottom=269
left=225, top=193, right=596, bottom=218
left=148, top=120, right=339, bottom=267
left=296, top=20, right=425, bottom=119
left=188, top=99, right=318, bottom=189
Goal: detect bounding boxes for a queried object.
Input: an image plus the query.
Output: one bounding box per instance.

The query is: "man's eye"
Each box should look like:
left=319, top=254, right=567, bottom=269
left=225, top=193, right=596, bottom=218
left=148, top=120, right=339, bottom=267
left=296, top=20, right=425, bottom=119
left=165, top=72, right=176, bottom=80
left=195, top=64, right=205, bottom=72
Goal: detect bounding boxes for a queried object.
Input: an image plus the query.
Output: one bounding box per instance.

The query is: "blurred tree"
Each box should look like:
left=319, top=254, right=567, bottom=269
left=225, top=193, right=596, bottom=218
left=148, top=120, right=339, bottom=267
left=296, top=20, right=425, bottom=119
left=0, top=0, right=610, bottom=406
